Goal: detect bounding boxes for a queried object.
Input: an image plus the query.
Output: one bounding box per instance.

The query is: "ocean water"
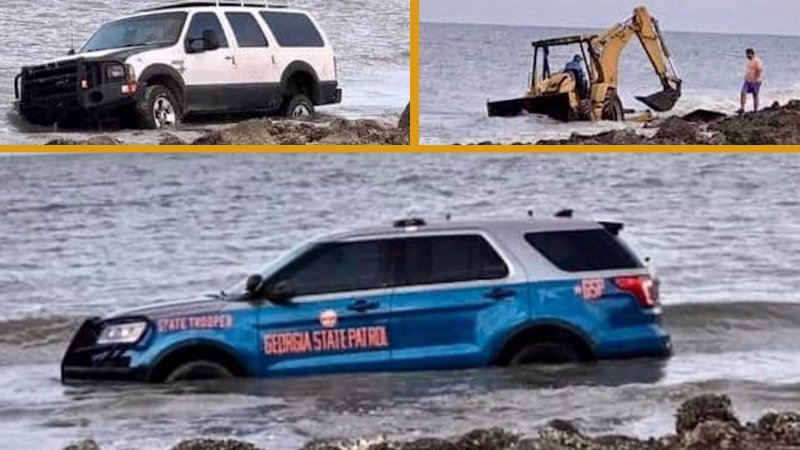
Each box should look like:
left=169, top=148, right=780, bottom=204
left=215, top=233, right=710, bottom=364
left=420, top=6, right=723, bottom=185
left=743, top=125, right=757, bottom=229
left=3, top=153, right=800, bottom=449
left=420, top=22, right=800, bottom=144
left=0, top=0, right=410, bottom=144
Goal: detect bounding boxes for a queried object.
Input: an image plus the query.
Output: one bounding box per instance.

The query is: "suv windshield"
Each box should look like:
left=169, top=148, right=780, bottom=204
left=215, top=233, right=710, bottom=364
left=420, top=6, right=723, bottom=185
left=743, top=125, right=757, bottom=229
left=82, top=12, right=187, bottom=53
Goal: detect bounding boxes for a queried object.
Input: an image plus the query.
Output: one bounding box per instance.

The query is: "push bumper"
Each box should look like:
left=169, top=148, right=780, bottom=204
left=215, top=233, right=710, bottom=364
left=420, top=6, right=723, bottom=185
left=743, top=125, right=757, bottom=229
left=15, top=59, right=138, bottom=125
left=61, top=319, right=147, bottom=383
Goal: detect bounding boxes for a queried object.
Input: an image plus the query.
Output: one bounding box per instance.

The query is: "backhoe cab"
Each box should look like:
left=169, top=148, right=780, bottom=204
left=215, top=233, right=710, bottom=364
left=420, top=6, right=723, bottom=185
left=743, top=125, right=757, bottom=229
left=487, top=6, right=682, bottom=122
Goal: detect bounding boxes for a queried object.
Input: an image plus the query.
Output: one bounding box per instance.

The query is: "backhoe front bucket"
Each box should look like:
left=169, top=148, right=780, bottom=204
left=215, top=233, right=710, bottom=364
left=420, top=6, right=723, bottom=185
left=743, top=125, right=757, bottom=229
left=487, top=93, right=572, bottom=122
left=635, top=87, right=681, bottom=112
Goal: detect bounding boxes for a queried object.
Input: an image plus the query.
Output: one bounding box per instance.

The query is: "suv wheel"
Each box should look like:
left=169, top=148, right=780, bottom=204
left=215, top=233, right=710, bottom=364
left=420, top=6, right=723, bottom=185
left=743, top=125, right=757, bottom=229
left=164, top=360, right=234, bottom=382
left=136, top=85, right=181, bottom=130
left=283, top=94, right=315, bottom=118
left=509, top=342, right=580, bottom=366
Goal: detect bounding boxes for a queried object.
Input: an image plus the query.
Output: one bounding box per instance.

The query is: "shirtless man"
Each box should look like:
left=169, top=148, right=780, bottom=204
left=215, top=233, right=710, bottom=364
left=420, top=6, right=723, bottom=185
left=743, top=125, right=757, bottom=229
left=739, top=48, right=764, bottom=114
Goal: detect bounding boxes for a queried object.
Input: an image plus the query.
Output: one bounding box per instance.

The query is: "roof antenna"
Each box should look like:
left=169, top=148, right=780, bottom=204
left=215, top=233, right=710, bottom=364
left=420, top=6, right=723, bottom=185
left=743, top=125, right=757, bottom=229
left=67, top=0, right=76, bottom=55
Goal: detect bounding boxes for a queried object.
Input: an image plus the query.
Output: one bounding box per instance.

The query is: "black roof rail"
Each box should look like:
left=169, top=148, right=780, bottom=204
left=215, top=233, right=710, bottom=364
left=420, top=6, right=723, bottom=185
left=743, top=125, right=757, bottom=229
left=554, top=209, right=573, bottom=218
left=600, top=221, right=624, bottom=236
left=393, top=218, right=426, bottom=228
left=140, top=1, right=289, bottom=12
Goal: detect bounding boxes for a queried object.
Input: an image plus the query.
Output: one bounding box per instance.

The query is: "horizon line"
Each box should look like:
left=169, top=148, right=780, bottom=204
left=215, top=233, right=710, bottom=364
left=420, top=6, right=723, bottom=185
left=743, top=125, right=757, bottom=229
left=420, top=19, right=800, bottom=38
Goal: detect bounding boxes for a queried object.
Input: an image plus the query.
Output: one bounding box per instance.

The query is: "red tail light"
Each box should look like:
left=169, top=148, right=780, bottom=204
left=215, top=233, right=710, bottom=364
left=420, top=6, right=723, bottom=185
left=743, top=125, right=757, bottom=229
left=613, top=276, right=658, bottom=308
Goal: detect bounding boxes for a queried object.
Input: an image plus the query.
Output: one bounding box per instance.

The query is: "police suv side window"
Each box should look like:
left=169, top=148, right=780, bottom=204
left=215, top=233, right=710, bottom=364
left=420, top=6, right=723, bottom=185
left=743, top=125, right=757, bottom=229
left=271, top=241, right=390, bottom=296
left=225, top=12, right=268, bottom=47
left=398, top=235, right=508, bottom=286
left=259, top=12, right=324, bottom=47
left=185, top=12, right=229, bottom=51
left=525, top=229, right=644, bottom=272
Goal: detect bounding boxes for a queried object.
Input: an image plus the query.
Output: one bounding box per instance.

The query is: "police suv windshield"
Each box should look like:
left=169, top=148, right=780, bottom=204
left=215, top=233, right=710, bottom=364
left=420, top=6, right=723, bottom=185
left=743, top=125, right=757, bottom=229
left=224, top=240, right=317, bottom=298
left=82, top=12, right=187, bottom=53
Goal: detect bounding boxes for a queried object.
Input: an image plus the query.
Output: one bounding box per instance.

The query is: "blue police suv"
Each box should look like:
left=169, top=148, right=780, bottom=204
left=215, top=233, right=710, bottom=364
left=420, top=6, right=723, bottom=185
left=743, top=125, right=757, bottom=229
left=61, top=215, right=672, bottom=382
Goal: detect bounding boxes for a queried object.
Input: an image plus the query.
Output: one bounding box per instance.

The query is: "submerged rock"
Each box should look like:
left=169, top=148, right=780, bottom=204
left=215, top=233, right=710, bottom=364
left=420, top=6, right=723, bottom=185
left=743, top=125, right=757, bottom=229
left=191, top=116, right=409, bottom=145
left=675, top=394, right=740, bottom=434
left=63, top=440, right=101, bottom=450
left=46, top=135, right=123, bottom=145
left=169, top=439, right=262, bottom=450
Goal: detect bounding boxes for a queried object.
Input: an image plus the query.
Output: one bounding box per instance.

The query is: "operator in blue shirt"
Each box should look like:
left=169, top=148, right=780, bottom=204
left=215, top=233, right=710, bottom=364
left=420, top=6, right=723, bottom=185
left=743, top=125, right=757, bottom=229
left=565, top=55, right=588, bottom=99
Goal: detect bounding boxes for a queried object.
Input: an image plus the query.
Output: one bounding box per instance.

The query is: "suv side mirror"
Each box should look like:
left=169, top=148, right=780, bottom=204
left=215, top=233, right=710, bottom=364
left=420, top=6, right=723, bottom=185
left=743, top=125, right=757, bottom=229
left=202, top=29, right=220, bottom=51
left=245, top=274, right=264, bottom=295
left=267, top=280, right=296, bottom=303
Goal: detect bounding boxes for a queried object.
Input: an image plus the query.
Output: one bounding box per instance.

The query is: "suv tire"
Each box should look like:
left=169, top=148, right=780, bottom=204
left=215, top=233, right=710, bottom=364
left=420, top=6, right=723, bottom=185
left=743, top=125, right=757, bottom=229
left=283, top=94, right=315, bottom=118
left=164, top=360, right=234, bottom=382
left=136, top=84, right=181, bottom=130
left=508, top=342, right=581, bottom=366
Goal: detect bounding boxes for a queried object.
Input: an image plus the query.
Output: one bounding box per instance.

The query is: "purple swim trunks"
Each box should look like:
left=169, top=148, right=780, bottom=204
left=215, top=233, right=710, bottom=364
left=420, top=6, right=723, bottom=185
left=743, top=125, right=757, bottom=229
left=742, top=81, right=762, bottom=95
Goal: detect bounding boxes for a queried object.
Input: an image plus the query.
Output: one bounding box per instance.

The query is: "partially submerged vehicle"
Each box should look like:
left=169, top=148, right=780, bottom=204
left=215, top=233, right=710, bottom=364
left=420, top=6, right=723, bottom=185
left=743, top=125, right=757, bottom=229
left=487, top=6, right=682, bottom=122
left=62, top=213, right=670, bottom=383
left=14, top=0, right=341, bottom=129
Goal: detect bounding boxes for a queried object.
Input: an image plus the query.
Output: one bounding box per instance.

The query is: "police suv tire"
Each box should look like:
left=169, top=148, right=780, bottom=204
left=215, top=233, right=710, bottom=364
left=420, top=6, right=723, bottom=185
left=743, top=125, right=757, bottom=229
left=136, top=84, right=181, bottom=130
left=164, top=360, right=235, bottom=382
left=509, top=342, right=581, bottom=366
left=283, top=94, right=315, bottom=118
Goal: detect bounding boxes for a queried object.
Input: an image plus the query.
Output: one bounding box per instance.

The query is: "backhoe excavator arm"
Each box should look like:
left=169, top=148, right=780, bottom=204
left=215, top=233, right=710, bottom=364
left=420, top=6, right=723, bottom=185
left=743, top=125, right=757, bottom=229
left=590, top=6, right=682, bottom=112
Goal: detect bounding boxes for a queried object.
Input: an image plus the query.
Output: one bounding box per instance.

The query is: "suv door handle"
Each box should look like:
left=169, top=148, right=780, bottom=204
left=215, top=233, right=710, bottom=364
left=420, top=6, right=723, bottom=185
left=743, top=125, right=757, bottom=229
left=484, top=287, right=516, bottom=300
left=347, top=299, right=380, bottom=312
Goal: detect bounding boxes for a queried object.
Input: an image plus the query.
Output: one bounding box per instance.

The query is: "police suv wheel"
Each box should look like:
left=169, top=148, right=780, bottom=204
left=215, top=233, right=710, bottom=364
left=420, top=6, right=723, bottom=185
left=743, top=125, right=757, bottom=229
left=284, top=94, right=315, bottom=118
left=509, top=342, right=581, bottom=366
left=136, top=85, right=181, bottom=130
left=164, top=360, right=234, bottom=382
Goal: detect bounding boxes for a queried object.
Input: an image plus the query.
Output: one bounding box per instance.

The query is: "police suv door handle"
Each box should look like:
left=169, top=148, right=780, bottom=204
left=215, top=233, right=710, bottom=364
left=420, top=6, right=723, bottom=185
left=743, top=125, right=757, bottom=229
left=347, top=299, right=380, bottom=312
left=484, top=287, right=516, bottom=300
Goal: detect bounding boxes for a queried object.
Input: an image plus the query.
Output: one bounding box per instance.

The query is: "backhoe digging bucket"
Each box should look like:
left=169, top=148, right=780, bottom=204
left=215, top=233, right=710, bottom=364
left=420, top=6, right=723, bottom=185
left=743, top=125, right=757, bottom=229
left=635, top=87, right=681, bottom=112
left=487, top=93, right=572, bottom=121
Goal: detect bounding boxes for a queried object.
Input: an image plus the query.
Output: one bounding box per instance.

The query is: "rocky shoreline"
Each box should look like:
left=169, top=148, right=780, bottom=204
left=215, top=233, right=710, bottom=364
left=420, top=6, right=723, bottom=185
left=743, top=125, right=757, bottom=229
left=63, top=394, right=800, bottom=450
left=45, top=104, right=411, bottom=146
left=470, top=100, right=800, bottom=145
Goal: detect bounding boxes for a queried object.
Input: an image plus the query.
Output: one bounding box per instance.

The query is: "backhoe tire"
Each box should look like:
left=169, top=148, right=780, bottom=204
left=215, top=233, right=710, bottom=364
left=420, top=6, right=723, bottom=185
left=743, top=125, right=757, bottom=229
left=601, top=92, right=624, bottom=121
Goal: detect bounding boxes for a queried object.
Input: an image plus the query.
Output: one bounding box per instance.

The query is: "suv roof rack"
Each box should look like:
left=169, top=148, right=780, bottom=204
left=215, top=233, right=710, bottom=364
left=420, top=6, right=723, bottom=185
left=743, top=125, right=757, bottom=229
left=140, top=0, right=289, bottom=12
left=393, top=218, right=426, bottom=228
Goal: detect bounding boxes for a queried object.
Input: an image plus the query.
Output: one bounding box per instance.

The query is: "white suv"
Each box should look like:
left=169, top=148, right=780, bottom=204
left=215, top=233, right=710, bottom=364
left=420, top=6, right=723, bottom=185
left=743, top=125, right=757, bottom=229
left=14, top=1, right=341, bottom=129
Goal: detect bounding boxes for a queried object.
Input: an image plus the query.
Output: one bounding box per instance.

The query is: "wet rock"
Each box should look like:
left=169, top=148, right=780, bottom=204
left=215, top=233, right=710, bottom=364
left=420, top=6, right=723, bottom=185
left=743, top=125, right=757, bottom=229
left=192, top=116, right=408, bottom=145
left=159, top=132, right=186, bottom=145
left=681, top=109, right=727, bottom=123
left=62, top=440, right=101, bottom=450
left=169, top=439, right=261, bottom=450
left=652, top=117, right=701, bottom=144
left=682, top=420, right=739, bottom=449
left=454, top=427, right=518, bottom=450
left=537, top=129, right=649, bottom=145
left=758, top=412, right=800, bottom=444
left=399, top=103, right=411, bottom=131
left=398, top=438, right=457, bottom=450
left=676, top=394, right=740, bottom=434
left=718, top=100, right=800, bottom=144
left=46, top=135, right=122, bottom=145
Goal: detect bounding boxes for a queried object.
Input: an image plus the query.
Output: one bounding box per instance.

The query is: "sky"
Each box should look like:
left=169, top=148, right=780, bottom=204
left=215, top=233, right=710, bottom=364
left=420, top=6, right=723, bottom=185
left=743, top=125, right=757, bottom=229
left=420, top=0, right=800, bottom=36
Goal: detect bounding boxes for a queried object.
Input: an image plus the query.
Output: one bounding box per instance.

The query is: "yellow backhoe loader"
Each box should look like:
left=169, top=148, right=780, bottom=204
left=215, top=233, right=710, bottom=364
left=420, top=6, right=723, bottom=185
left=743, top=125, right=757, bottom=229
left=487, top=6, right=682, bottom=121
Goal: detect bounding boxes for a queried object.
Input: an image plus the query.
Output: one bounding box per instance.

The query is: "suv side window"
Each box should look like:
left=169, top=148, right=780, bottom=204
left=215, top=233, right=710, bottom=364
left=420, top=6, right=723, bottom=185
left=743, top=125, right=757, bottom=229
left=185, top=12, right=229, bottom=51
left=270, top=241, right=391, bottom=296
left=398, top=235, right=508, bottom=286
left=525, top=229, right=644, bottom=272
left=259, top=11, right=324, bottom=47
left=225, top=12, right=268, bottom=47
